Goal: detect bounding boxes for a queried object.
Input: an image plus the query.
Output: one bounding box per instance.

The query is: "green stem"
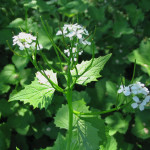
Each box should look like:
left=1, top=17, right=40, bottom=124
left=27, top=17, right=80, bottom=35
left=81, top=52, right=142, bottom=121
left=66, top=62, right=73, bottom=150
left=73, top=99, right=132, bottom=117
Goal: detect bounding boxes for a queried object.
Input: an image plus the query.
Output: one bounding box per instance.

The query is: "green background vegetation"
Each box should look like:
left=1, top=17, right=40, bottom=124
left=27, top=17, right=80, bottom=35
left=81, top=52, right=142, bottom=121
left=0, top=0, right=150, bottom=149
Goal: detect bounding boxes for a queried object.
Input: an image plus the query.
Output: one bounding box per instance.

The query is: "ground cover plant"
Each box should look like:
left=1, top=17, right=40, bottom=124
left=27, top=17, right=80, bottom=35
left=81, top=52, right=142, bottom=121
left=1, top=0, right=150, bottom=150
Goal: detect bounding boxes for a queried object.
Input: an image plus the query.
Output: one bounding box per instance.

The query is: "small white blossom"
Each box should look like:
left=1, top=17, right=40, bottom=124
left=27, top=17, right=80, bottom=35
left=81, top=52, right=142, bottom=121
left=64, top=47, right=83, bottom=62
left=56, top=23, right=91, bottom=45
left=117, top=85, right=131, bottom=96
left=13, top=32, right=43, bottom=50
left=131, top=96, right=145, bottom=111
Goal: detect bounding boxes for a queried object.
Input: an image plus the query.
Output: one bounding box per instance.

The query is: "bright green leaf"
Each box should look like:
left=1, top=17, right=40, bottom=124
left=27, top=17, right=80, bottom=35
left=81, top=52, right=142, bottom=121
left=71, top=54, right=111, bottom=86
left=9, top=70, right=57, bottom=109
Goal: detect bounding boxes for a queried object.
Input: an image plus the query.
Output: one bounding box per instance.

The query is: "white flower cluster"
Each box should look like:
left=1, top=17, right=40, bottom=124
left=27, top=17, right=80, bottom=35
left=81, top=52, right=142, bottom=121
left=56, top=23, right=91, bottom=45
left=13, top=32, right=43, bottom=50
left=64, top=47, right=83, bottom=62
left=36, top=70, right=51, bottom=85
left=118, top=82, right=150, bottom=111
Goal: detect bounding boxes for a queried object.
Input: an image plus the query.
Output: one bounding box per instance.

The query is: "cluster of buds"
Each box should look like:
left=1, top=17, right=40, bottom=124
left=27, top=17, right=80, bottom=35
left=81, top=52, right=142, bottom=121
left=13, top=32, right=43, bottom=50
left=118, top=82, right=150, bottom=111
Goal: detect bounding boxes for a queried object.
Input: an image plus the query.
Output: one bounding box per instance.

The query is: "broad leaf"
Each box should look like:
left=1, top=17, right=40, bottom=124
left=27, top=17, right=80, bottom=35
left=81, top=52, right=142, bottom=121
left=128, top=38, right=150, bottom=75
left=72, top=120, right=99, bottom=150
left=71, top=54, right=111, bottom=86
left=54, top=100, right=100, bottom=149
left=9, top=70, right=57, bottom=109
left=54, top=99, right=90, bottom=129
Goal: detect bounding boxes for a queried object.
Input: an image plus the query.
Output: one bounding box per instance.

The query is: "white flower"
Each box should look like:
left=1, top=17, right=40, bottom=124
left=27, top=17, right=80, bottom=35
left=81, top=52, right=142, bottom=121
left=64, top=47, right=83, bottom=61
left=56, top=23, right=91, bottom=45
left=144, top=95, right=150, bottom=103
left=131, top=96, right=145, bottom=111
left=13, top=32, right=43, bottom=50
left=117, top=85, right=131, bottom=96
left=36, top=70, right=51, bottom=85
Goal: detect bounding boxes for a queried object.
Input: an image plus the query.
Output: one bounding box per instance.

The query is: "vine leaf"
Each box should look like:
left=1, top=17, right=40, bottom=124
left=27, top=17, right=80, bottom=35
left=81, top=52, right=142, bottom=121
left=71, top=54, right=111, bottom=86
left=9, top=70, right=57, bottom=109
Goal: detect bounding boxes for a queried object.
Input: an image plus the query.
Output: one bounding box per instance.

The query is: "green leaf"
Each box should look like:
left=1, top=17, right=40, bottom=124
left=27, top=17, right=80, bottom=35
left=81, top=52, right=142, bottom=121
left=71, top=54, right=111, bottom=86
left=128, top=38, right=150, bottom=75
left=7, top=107, right=35, bottom=135
left=0, top=99, right=13, bottom=117
left=113, top=14, right=134, bottom=38
left=52, top=133, right=67, bottom=150
left=105, top=112, right=131, bottom=135
left=58, top=0, right=87, bottom=17
left=82, top=116, right=106, bottom=143
left=100, top=136, right=117, bottom=150
left=9, top=70, right=57, bottom=109
left=54, top=100, right=100, bottom=149
left=88, top=6, right=105, bottom=22
left=54, top=99, right=90, bottom=129
left=0, top=64, right=19, bottom=85
left=0, top=83, right=10, bottom=95
left=8, top=18, right=24, bottom=28
left=72, top=90, right=91, bottom=103
left=72, top=120, right=99, bottom=150
left=125, top=4, right=144, bottom=26
left=12, top=55, right=29, bottom=70
left=132, top=110, right=150, bottom=139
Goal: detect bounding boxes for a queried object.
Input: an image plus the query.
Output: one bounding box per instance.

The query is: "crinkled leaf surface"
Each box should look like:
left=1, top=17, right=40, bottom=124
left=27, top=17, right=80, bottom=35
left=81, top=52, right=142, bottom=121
left=71, top=54, right=111, bottom=86
left=9, top=70, right=57, bottom=109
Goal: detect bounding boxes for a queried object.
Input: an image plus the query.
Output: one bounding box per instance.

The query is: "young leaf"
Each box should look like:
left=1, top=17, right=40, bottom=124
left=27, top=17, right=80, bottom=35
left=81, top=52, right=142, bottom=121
left=9, top=70, right=57, bottom=109
left=71, top=54, right=111, bottom=86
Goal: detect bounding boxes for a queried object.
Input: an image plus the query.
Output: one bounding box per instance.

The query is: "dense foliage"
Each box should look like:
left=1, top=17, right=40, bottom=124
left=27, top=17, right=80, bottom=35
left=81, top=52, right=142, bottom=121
left=1, top=0, right=150, bottom=149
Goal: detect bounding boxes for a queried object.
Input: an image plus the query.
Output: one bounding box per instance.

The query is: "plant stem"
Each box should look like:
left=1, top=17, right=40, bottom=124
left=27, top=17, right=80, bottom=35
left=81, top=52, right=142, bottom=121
left=66, top=62, right=73, bottom=150
left=66, top=88, right=73, bottom=150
